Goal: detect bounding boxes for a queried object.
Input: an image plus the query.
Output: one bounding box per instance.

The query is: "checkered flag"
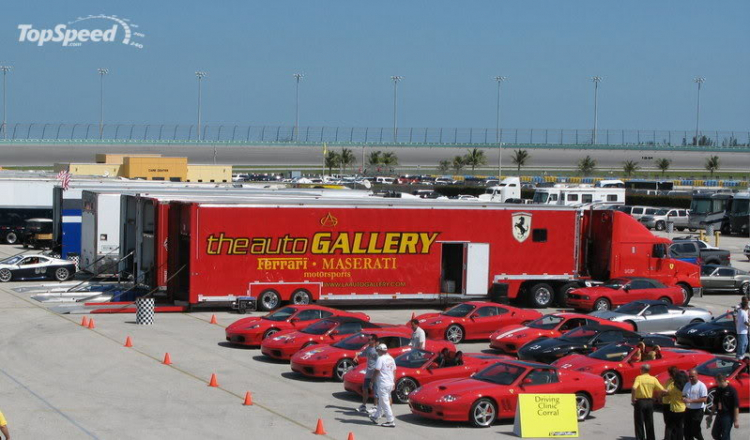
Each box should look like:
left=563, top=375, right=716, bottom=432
left=56, top=170, right=71, bottom=191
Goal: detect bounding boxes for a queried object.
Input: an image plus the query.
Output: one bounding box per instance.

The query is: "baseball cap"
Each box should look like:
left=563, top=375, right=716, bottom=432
left=376, top=343, right=388, bottom=351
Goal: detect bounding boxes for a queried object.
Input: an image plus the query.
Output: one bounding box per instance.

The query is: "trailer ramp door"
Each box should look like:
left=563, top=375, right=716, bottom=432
left=464, top=243, right=490, bottom=295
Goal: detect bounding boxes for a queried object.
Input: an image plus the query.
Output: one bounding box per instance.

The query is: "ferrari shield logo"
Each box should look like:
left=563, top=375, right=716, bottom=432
left=511, top=212, right=532, bottom=243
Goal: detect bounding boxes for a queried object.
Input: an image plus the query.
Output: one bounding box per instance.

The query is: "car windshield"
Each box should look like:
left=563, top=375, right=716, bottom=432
left=473, top=362, right=526, bottom=385
left=301, top=319, right=337, bottom=335
left=613, top=302, right=648, bottom=315
left=528, top=315, right=565, bottom=330
left=561, top=327, right=598, bottom=343
left=603, top=279, right=629, bottom=289
left=442, top=304, right=476, bottom=318
left=265, top=307, right=297, bottom=322
left=701, top=266, right=717, bottom=276
left=332, top=333, right=369, bottom=350
left=589, top=344, right=632, bottom=361
left=394, top=349, right=432, bottom=369
left=696, top=358, right=740, bottom=378
left=0, top=255, right=24, bottom=265
left=654, top=209, right=668, bottom=215
left=712, top=313, right=734, bottom=324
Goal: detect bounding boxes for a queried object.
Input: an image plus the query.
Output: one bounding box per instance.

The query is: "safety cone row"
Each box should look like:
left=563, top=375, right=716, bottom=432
left=124, top=336, right=133, bottom=347
left=87, top=318, right=96, bottom=329
left=80, top=316, right=89, bottom=327
left=313, top=418, right=327, bottom=435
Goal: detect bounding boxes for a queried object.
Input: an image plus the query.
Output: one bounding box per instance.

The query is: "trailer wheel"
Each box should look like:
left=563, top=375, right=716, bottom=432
left=555, top=282, right=580, bottom=307
left=258, top=289, right=281, bottom=311
left=526, top=283, right=555, bottom=308
left=291, top=289, right=312, bottom=305
left=4, top=232, right=17, bottom=244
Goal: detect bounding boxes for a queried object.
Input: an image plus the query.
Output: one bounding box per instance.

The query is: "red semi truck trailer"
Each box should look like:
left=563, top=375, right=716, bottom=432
left=164, top=198, right=701, bottom=311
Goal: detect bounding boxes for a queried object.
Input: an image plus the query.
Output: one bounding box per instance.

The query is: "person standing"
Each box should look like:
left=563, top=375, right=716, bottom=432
left=706, top=374, right=740, bottom=440
left=357, top=334, right=380, bottom=413
left=631, top=363, right=664, bottom=440
left=683, top=368, right=708, bottom=440
left=661, top=366, right=678, bottom=430
left=369, top=343, right=397, bottom=428
left=734, top=297, right=749, bottom=360
left=409, top=318, right=426, bottom=350
left=661, top=370, right=688, bottom=440
left=0, top=409, right=10, bottom=440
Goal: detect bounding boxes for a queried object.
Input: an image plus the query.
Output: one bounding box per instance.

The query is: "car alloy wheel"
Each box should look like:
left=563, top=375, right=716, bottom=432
left=291, top=289, right=311, bottom=305
left=594, top=298, right=611, bottom=311
left=334, top=358, right=354, bottom=381
left=722, top=334, right=737, bottom=353
left=602, top=371, right=621, bottom=395
left=575, top=393, right=591, bottom=421
left=445, top=324, right=464, bottom=344
left=0, top=268, right=11, bottom=282
left=470, top=398, right=497, bottom=427
left=704, top=389, right=716, bottom=415
left=740, top=283, right=750, bottom=296
left=55, top=267, right=70, bottom=281
left=263, top=328, right=279, bottom=340
left=394, top=377, right=418, bottom=404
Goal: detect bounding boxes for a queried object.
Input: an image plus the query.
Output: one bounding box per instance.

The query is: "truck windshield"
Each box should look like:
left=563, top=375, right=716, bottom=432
left=532, top=192, right=549, bottom=204
left=264, top=307, right=297, bottom=322
left=589, top=343, right=632, bottom=361
left=394, top=349, right=432, bottom=369
left=690, top=198, right=712, bottom=214
left=442, top=303, right=476, bottom=317
left=332, top=333, right=369, bottom=350
left=527, top=315, right=565, bottom=330
left=301, top=319, right=337, bottom=335
left=730, top=199, right=749, bottom=215
left=473, top=362, right=525, bottom=385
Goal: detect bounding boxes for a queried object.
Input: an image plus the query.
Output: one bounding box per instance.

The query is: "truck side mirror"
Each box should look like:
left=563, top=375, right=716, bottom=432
left=652, top=244, right=666, bottom=259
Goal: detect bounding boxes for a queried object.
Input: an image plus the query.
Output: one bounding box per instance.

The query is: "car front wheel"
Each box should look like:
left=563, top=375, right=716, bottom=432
left=721, top=334, right=737, bottom=353
left=469, top=398, right=497, bottom=428
left=334, top=358, right=354, bottom=381
left=740, top=282, right=750, bottom=296
left=593, top=297, right=611, bottom=311
left=0, top=268, right=11, bottom=282
left=445, top=324, right=464, bottom=344
left=575, top=393, right=592, bottom=421
left=55, top=267, right=70, bottom=282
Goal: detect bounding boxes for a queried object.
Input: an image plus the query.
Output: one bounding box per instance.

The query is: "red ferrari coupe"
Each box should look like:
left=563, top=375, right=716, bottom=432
left=260, top=317, right=404, bottom=361
left=290, top=330, right=455, bottom=382
left=656, top=357, right=749, bottom=413
left=489, top=313, right=634, bottom=353
left=225, top=305, right=369, bottom=346
left=344, top=349, right=510, bottom=403
left=566, top=278, right=686, bottom=311
left=414, top=302, right=542, bottom=344
left=553, top=342, right=714, bottom=394
left=408, top=360, right=606, bottom=427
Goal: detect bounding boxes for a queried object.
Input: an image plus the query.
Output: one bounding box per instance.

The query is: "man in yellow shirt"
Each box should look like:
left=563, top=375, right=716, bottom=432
left=631, top=364, right=664, bottom=440
left=0, top=410, right=10, bottom=440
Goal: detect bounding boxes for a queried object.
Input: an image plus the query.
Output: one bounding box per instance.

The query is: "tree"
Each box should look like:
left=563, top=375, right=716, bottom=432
left=339, top=148, right=356, bottom=173
left=463, top=148, right=487, bottom=172
left=324, top=151, right=340, bottom=174
left=451, top=155, right=465, bottom=173
left=381, top=152, right=399, bottom=174
left=511, top=149, right=530, bottom=174
left=704, top=155, right=720, bottom=176
left=622, top=160, right=639, bottom=177
left=655, top=158, right=671, bottom=177
left=577, top=155, right=596, bottom=176
left=438, top=160, right=451, bottom=173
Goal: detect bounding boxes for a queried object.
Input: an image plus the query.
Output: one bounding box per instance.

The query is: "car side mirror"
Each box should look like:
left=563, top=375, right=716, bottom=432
left=622, top=285, right=630, bottom=291
left=289, top=318, right=299, bottom=323
left=470, top=315, right=476, bottom=320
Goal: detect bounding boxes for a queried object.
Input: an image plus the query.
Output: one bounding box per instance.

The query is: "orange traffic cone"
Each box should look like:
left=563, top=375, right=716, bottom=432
left=243, top=391, right=253, bottom=406
left=208, top=373, right=219, bottom=387
left=347, top=432, right=355, bottom=440
left=87, top=318, right=96, bottom=329
left=124, top=336, right=133, bottom=347
left=210, top=314, right=218, bottom=324
left=313, top=418, right=327, bottom=435
left=80, top=316, right=89, bottom=327
left=162, top=353, right=172, bottom=365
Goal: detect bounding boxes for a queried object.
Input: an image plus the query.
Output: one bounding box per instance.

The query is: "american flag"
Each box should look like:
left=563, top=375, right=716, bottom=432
left=56, top=170, right=71, bottom=191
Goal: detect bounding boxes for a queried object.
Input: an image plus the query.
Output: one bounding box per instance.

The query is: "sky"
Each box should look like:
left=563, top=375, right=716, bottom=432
left=1, top=0, right=748, bottom=130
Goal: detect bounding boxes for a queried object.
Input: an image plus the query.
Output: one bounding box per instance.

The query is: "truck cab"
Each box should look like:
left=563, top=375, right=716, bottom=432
left=477, top=177, right=521, bottom=202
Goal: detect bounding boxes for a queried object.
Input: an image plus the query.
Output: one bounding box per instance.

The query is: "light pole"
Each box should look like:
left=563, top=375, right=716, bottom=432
left=97, top=68, right=108, bottom=139
left=591, top=76, right=602, bottom=144
left=0, top=65, right=11, bottom=140
left=493, top=76, right=507, bottom=178
left=391, top=76, right=403, bottom=142
left=293, top=73, right=304, bottom=141
left=694, top=77, right=705, bottom=146
left=195, top=71, right=207, bottom=141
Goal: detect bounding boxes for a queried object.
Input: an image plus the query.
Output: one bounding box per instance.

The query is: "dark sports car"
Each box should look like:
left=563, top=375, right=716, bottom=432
left=0, top=254, right=76, bottom=282
left=517, top=324, right=675, bottom=364
left=675, top=312, right=742, bottom=354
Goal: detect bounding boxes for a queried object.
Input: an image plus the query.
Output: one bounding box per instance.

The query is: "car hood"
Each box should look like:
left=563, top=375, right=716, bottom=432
left=343, top=364, right=368, bottom=383
left=553, top=354, right=608, bottom=371
left=424, top=377, right=503, bottom=396
left=291, top=344, right=346, bottom=362
left=493, top=326, right=555, bottom=342
left=226, top=317, right=265, bottom=330
left=420, top=314, right=462, bottom=327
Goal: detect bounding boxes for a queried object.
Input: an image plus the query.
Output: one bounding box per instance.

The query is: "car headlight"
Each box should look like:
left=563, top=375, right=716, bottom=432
left=246, top=324, right=261, bottom=330
left=439, top=394, right=460, bottom=403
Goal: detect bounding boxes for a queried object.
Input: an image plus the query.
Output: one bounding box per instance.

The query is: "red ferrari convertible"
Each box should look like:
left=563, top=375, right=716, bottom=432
left=408, top=359, right=606, bottom=427
left=290, top=330, right=455, bottom=382
left=225, top=305, right=369, bottom=346
left=553, top=342, right=714, bottom=394
left=260, top=316, right=403, bottom=361
left=344, top=349, right=510, bottom=403
left=566, top=278, right=686, bottom=311
left=489, top=313, right=634, bottom=353
left=414, top=302, right=542, bottom=344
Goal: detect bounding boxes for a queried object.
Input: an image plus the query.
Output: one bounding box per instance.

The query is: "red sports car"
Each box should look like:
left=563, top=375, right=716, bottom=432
left=260, top=317, right=404, bottom=361
left=408, top=359, right=606, bottom=427
left=489, top=313, right=634, bottom=354
left=566, top=278, right=686, bottom=311
left=344, top=349, right=510, bottom=403
left=655, top=357, right=750, bottom=413
left=552, top=342, right=714, bottom=394
left=225, top=305, right=370, bottom=346
left=290, top=330, right=455, bottom=382
left=414, top=302, right=542, bottom=344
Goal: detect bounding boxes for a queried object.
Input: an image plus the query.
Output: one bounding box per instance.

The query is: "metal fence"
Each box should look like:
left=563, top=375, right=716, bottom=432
left=1, top=123, right=748, bottom=148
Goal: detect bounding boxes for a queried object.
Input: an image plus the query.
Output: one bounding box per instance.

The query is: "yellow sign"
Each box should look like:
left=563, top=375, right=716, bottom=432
left=513, top=394, right=579, bottom=438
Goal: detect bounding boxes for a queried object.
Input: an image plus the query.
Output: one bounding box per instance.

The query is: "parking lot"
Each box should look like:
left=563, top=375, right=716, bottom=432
left=1, top=233, right=748, bottom=440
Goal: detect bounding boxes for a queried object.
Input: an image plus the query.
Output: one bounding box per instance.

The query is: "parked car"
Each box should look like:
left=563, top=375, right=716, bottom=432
left=0, top=254, right=76, bottom=282
left=675, top=312, right=743, bottom=354
left=639, top=208, right=690, bottom=231
left=700, top=265, right=750, bottom=295
left=566, top=278, right=688, bottom=311
left=743, top=243, right=750, bottom=261
left=671, top=239, right=731, bottom=266
left=407, top=360, right=607, bottom=426
left=629, top=206, right=662, bottom=221
left=553, top=343, right=714, bottom=394
left=589, top=300, right=712, bottom=334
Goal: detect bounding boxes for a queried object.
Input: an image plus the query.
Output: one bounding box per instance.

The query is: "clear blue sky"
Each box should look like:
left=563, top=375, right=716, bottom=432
left=1, top=0, right=748, bottom=130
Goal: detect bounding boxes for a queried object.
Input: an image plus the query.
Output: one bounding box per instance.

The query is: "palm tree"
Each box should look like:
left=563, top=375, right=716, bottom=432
left=622, top=160, right=639, bottom=177
left=511, top=150, right=530, bottom=174
left=451, top=155, right=465, bottom=173
left=366, top=151, right=383, bottom=173
left=324, top=151, right=340, bottom=174
left=339, top=148, right=356, bottom=173
left=655, top=158, right=671, bottom=177
left=577, top=155, right=596, bottom=176
left=438, top=160, right=451, bottom=173
left=381, top=152, right=399, bottom=174
left=704, top=155, right=720, bottom=176
left=463, top=148, right=487, bottom=172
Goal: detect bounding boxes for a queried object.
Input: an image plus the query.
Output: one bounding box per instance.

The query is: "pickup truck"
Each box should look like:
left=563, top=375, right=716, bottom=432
left=640, top=208, right=690, bottom=231
left=669, top=239, right=731, bottom=266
